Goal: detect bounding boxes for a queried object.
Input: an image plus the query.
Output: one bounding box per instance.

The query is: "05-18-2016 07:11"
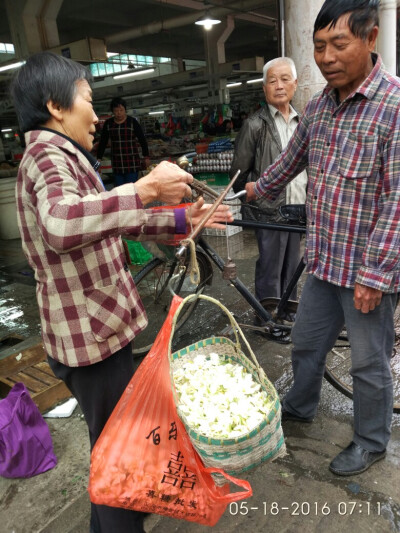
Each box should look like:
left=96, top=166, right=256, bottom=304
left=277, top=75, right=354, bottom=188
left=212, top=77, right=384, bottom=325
left=229, top=500, right=383, bottom=516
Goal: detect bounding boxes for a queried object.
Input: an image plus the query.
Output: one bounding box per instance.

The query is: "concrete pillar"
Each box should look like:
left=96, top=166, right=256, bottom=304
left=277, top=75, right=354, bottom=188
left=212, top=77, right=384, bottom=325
left=5, top=0, right=61, bottom=57
left=203, top=17, right=234, bottom=106
left=283, top=0, right=325, bottom=112
left=377, top=0, right=397, bottom=75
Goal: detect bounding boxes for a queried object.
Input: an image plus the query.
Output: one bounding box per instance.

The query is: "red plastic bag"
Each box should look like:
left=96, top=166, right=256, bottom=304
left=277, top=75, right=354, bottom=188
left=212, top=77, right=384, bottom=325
left=88, top=296, right=252, bottom=526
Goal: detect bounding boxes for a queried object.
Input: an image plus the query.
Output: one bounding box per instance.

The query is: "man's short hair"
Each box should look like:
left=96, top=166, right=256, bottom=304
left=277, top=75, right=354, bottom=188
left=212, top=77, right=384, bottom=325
left=110, top=97, right=127, bottom=111
left=314, top=0, right=380, bottom=40
left=263, top=57, right=297, bottom=85
left=10, top=51, right=92, bottom=133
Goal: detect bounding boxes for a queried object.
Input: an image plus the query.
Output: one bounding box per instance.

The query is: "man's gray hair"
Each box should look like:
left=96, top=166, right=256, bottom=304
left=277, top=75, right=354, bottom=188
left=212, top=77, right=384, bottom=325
left=263, top=57, right=297, bottom=84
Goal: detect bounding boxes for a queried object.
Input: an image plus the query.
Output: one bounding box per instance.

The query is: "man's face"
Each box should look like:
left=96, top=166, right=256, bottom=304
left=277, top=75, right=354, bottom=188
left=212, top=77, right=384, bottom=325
left=113, top=104, right=127, bottom=122
left=313, top=14, right=378, bottom=101
left=263, top=62, right=297, bottom=109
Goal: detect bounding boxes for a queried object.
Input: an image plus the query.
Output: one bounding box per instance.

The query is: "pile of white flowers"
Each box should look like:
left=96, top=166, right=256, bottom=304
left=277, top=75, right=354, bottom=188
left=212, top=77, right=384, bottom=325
left=173, top=352, right=276, bottom=439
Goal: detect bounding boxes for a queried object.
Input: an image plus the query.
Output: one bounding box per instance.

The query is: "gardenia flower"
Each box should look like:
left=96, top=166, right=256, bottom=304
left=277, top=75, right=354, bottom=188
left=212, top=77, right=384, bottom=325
left=173, top=353, right=275, bottom=439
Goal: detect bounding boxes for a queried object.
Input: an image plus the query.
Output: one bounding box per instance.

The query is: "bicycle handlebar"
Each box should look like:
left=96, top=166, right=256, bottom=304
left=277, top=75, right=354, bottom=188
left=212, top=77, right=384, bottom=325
left=225, top=190, right=247, bottom=201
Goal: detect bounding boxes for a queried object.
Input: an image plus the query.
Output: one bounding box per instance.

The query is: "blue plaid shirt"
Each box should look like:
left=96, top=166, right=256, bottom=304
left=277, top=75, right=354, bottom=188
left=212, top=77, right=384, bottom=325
left=254, top=54, right=400, bottom=293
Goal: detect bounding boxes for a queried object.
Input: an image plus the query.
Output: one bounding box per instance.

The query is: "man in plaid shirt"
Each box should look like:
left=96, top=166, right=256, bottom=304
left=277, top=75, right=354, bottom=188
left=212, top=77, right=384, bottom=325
left=97, top=96, right=150, bottom=186
left=247, top=0, right=399, bottom=476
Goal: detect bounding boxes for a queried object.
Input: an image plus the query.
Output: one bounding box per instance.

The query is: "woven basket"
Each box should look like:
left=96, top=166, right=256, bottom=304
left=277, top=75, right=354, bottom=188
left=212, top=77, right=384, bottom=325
left=169, top=294, right=286, bottom=478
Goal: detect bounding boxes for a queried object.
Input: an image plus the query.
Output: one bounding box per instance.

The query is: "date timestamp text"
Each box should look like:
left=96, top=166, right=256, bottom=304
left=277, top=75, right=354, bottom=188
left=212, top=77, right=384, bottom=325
left=229, top=501, right=382, bottom=516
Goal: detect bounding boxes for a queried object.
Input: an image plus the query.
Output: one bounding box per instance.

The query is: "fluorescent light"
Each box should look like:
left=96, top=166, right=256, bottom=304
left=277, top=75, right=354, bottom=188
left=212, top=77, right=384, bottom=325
left=247, top=78, right=263, bottom=84
left=226, top=82, right=242, bottom=88
left=113, top=68, right=155, bottom=80
left=0, top=61, right=25, bottom=73
left=195, top=12, right=221, bottom=30
left=1, top=128, right=12, bottom=132
left=148, top=111, right=165, bottom=115
left=107, top=52, right=119, bottom=57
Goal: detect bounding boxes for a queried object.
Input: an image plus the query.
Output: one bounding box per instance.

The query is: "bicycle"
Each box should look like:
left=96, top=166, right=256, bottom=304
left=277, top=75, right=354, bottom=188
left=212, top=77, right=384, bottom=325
left=130, top=185, right=400, bottom=414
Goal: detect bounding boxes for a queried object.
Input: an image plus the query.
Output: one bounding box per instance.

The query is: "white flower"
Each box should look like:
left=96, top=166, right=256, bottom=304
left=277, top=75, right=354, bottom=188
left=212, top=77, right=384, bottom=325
left=173, top=352, right=275, bottom=439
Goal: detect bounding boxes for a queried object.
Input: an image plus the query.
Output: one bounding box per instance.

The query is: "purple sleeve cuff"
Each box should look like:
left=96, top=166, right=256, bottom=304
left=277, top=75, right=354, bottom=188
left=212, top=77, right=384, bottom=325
left=174, top=208, right=187, bottom=234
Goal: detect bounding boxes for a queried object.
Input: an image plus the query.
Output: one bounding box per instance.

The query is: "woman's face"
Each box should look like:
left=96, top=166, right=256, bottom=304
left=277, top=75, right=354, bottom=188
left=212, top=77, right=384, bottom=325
left=60, top=80, right=98, bottom=150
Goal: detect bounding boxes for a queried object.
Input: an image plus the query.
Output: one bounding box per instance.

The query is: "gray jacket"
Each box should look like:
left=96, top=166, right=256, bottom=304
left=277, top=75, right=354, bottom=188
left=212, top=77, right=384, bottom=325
left=230, top=105, right=302, bottom=222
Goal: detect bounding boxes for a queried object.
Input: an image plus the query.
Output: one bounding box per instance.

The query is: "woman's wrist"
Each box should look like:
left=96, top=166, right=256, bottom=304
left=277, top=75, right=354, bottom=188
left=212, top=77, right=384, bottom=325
left=135, top=174, right=158, bottom=205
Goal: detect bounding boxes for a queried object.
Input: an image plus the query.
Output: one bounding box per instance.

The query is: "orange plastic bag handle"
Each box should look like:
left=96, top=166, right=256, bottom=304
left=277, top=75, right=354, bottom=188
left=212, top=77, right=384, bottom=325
left=152, top=202, right=193, bottom=210
left=203, top=467, right=253, bottom=503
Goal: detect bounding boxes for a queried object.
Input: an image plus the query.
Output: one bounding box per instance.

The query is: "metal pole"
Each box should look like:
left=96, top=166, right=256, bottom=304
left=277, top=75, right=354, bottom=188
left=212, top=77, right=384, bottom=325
left=279, top=0, right=285, bottom=56
left=377, top=0, right=397, bottom=75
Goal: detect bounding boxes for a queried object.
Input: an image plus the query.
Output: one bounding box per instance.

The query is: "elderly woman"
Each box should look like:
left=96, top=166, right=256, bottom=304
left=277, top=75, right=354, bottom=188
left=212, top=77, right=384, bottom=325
left=11, top=51, right=231, bottom=533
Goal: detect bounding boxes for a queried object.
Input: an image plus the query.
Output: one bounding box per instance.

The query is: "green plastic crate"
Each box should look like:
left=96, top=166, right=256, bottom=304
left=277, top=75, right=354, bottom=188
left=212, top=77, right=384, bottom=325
left=195, top=172, right=230, bottom=186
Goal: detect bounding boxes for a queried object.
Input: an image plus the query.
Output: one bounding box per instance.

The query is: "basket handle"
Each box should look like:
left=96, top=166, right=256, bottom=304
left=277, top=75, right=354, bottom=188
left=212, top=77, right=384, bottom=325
left=169, top=293, right=266, bottom=379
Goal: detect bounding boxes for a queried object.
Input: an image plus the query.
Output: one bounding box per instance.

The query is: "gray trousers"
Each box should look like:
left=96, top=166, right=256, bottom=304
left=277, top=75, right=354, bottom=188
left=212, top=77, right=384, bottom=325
left=283, top=275, right=397, bottom=452
left=255, top=228, right=301, bottom=301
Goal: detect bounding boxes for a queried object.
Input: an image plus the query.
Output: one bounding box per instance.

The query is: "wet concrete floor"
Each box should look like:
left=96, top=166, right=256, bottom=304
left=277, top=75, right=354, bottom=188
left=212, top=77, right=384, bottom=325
left=0, top=231, right=399, bottom=533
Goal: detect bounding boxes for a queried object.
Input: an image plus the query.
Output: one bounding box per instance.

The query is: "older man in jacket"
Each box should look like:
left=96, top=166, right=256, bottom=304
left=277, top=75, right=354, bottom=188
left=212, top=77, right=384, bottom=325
left=230, top=57, right=307, bottom=343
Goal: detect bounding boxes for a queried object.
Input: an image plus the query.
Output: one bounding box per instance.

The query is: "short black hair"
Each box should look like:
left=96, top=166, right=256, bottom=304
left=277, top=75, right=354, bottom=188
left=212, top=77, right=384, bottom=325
left=10, top=51, right=92, bottom=133
left=314, top=0, right=380, bottom=39
left=110, top=97, right=127, bottom=111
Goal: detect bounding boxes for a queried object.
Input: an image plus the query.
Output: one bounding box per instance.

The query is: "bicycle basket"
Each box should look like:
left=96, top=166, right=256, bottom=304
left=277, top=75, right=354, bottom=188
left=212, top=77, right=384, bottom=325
left=169, top=294, right=286, bottom=480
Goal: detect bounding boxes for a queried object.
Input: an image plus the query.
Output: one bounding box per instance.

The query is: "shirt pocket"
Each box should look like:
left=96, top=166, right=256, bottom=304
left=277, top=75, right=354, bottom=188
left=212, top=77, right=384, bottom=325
left=84, top=278, right=132, bottom=342
left=338, top=133, right=379, bottom=179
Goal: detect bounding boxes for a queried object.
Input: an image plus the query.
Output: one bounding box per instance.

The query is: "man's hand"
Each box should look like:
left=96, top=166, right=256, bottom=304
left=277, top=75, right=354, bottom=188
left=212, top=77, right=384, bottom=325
left=186, top=197, right=233, bottom=229
left=354, top=282, right=383, bottom=313
left=135, top=161, right=193, bottom=205
left=245, top=181, right=257, bottom=201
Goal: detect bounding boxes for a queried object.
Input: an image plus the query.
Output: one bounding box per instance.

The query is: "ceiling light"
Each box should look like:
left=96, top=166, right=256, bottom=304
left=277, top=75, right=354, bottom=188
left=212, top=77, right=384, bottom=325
left=226, top=82, right=242, bottom=88
left=0, top=61, right=25, bottom=73
left=246, top=78, right=263, bottom=84
left=1, top=128, right=12, bottom=132
left=195, top=12, right=221, bottom=31
left=148, top=111, right=165, bottom=115
left=113, top=68, right=155, bottom=80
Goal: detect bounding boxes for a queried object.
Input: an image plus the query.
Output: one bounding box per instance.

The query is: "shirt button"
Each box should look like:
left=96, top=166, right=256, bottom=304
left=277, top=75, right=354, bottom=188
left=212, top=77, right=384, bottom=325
left=314, top=196, right=317, bottom=200
left=124, top=262, right=129, bottom=272
left=327, top=142, right=331, bottom=146
left=320, top=168, right=324, bottom=173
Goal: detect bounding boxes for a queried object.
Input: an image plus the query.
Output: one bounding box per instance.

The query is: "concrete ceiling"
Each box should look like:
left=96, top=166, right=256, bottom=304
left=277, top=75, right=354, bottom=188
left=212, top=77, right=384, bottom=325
left=0, top=0, right=280, bottom=129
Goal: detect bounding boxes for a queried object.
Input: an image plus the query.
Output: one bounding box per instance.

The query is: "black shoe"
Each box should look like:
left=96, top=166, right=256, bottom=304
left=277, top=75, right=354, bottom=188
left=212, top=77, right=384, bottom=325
left=281, top=409, right=313, bottom=423
left=329, top=442, right=386, bottom=476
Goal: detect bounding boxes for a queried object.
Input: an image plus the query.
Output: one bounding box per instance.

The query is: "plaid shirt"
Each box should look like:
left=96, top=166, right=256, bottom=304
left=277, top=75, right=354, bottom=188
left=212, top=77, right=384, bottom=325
left=97, top=115, right=149, bottom=173
left=255, top=54, right=400, bottom=293
left=16, top=130, right=179, bottom=367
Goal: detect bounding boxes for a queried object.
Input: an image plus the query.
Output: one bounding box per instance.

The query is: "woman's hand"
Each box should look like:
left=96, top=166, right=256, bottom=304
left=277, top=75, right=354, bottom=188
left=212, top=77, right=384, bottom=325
left=186, top=197, right=234, bottom=229
left=135, top=161, right=193, bottom=205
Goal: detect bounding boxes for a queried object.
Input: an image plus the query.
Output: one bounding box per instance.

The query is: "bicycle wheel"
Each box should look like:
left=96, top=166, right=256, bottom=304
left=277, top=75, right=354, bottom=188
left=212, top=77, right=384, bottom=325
left=132, top=250, right=213, bottom=357
left=260, top=298, right=400, bottom=414
left=324, top=340, right=400, bottom=414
